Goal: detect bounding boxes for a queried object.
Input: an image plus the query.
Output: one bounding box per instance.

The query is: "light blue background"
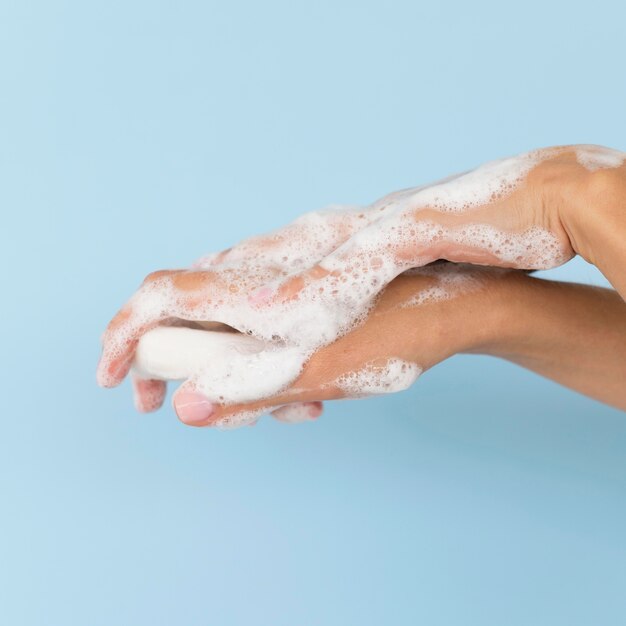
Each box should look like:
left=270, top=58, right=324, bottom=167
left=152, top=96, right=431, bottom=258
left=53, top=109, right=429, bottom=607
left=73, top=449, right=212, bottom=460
left=1, top=1, right=625, bottom=624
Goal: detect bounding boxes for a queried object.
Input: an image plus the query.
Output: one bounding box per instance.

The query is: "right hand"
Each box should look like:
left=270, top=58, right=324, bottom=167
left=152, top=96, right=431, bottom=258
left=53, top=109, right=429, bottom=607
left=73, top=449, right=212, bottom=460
left=133, top=263, right=513, bottom=428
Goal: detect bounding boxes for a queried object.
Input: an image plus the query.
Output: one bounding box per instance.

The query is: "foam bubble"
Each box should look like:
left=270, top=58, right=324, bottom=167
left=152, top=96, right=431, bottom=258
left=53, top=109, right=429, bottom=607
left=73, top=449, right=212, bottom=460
left=120, top=148, right=569, bottom=372
left=400, top=263, right=489, bottom=307
left=372, top=147, right=561, bottom=214
left=213, top=407, right=268, bottom=430
left=193, top=204, right=370, bottom=273
left=333, top=358, right=422, bottom=397
left=120, top=147, right=576, bottom=426
left=271, top=403, right=320, bottom=424
left=576, top=145, right=625, bottom=171
left=134, top=326, right=308, bottom=405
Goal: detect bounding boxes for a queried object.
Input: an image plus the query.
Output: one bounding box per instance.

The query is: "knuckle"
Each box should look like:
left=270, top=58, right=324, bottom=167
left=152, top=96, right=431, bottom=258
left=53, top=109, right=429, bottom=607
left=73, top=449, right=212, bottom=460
left=293, top=209, right=325, bottom=226
left=143, top=269, right=172, bottom=284
left=108, top=306, right=132, bottom=331
left=216, top=247, right=233, bottom=262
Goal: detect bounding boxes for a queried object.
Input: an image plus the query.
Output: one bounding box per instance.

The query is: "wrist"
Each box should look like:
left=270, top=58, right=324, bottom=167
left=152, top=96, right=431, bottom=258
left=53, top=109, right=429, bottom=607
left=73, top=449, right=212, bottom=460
left=455, top=270, right=534, bottom=359
left=423, top=269, right=527, bottom=360
left=559, top=166, right=623, bottom=255
left=560, top=162, right=626, bottom=297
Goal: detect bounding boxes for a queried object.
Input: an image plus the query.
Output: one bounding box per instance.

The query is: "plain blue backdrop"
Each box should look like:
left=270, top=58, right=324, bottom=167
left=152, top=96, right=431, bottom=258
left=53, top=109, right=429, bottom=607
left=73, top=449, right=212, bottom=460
left=1, top=1, right=625, bottom=624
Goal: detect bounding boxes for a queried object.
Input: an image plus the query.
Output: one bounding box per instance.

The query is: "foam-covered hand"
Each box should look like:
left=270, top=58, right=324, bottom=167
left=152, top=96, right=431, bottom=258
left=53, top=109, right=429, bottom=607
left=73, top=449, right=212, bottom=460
left=97, top=144, right=626, bottom=414
left=96, top=205, right=370, bottom=410
left=250, top=145, right=625, bottom=315
left=133, top=264, right=508, bottom=428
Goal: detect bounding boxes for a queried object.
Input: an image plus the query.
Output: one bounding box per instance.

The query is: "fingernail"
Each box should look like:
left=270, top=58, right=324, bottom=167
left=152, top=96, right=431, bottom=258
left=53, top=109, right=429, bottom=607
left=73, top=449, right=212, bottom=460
left=248, top=286, right=274, bottom=305
left=174, top=391, right=215, bottom=425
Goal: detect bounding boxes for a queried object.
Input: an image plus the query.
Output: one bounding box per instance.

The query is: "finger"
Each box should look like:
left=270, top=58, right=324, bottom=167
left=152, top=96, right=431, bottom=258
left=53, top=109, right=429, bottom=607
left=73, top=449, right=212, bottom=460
left=97, top=311, right=157, bottom=389
left=135, top=325, right=310, bottom=427
left=180, top=365, right=337, bottom=429
left=172, top=386, right=287, bottom=429
left=190, top=251, right=223, bottom=269
left=171, top=380, right=218, bottom=426
left=172, top=380, right=281, bottom=429
left=135, top=325, right=302, bottom=403
left=131, top=374, right=167, bottom=413
left=176, top=354, right=424, bottom=429
left=197, top=205, right=372, bottom=272
left=97, top=270, right=179, bottom=388
left=248, top=213, right=436, bottom=310
left=271, top=402, right=323, bottom=423
left=97, top=268, right=238, bottom=388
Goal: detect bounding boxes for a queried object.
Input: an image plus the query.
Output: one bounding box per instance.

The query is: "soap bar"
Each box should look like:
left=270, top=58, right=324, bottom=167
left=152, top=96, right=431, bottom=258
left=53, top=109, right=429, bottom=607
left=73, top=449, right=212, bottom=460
left=132, top=325, right=308, bottom=405
left=133, top=326, right=266, bottom=382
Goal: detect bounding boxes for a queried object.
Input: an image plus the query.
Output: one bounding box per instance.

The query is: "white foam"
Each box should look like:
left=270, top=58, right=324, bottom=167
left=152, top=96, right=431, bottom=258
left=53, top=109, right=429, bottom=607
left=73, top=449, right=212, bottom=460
left=400, top=263, right=489, bottom=308
left=271, top=403, right=320, bottom=424
left=333, top=359, right=422, bottom=397
left=133, top=326, right=308, bottom=405
left=113, top=147, right=578, bottom=427
left=193, top=204, right=370, bottom=272
left=371, top=147, right=559, bottom=214
left=576, top=145, right=625, bottom=171
left=114, top=148, right=569, bottom=371
left=212, top=407, right=268, bottom=430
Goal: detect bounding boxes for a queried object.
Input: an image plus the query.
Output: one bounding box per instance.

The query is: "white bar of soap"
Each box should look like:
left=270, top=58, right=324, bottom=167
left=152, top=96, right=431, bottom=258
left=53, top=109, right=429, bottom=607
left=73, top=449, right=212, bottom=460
left=133, top=326, right=266, bottom=381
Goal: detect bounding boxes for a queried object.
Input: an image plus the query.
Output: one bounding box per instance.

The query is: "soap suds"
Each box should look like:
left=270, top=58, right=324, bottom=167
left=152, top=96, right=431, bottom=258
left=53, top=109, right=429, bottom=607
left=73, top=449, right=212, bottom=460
left=117, top=147, right=579, bottom=427
left=576, top=145, right=626, bottom=171
left=333, top=359, right=422, bottom=397
left=271, top=403, right=321, bottom=424
left=370, top=147, right=559, bottom=215
left=134, top=326, right=308, bottom=406
left=400, top=263, right=488, bottom=307
left=212, top=407, right=269, bottom=430
left=193, top=204, right=372, bottom=271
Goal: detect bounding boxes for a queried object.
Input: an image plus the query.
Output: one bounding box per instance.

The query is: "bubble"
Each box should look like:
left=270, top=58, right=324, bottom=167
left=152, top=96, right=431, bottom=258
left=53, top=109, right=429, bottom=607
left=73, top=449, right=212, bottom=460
left=271, top=403, right=320, bottom=424
left=124, top=147, right=576, bottom=426
left=334, top=359, right=422, bottom=397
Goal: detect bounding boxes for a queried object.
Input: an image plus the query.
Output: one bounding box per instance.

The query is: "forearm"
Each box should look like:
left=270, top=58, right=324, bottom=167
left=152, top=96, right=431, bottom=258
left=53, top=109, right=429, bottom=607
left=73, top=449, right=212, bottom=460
left=472, top=276, right=626, bottom=410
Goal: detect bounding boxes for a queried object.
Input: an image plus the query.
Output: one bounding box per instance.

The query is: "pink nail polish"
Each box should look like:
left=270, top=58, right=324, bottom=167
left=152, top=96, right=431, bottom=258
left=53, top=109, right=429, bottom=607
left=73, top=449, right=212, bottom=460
left=175, top=391, right=215, bottom=425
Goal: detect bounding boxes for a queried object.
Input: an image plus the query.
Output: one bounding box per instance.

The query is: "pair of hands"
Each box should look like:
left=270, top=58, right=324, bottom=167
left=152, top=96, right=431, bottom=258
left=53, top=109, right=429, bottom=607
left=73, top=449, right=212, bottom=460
left=96, top=144, right=625, bottom=427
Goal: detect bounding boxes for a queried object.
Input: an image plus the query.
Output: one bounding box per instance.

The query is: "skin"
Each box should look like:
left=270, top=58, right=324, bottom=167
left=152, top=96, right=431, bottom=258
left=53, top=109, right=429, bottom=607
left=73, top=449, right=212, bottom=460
left=256, top=146, right=626, bottom=302
left=96, top=144, right=626, bottom=418
left=162, top=268, right=626, bottom=427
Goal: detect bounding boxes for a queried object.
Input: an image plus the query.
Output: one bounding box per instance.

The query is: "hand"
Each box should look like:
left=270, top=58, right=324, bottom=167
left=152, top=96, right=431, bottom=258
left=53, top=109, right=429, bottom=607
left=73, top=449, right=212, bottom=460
left=133, top=264, right=507, bottom=428
left=97, top=204, right=372, bottom=409
left=248, top=144, right=625, bottom=320
left=131, top=325, right=325, bottom=426
left=135, top=262, right=626, bottom=426
left=97, top=144, right=626, bottom=412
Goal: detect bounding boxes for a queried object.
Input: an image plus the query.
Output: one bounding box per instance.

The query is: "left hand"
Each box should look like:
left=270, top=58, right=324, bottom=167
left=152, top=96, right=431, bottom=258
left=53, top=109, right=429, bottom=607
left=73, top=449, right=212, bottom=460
left=97, top=204, right=369, bottom=411
left=134, top=264, right=510, bottom=428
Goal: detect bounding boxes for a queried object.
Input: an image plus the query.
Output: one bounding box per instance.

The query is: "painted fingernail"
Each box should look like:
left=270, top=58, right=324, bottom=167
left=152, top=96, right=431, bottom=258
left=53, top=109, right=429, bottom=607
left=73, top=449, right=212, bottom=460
left=174, top=391, right=215, bottom=425
left=248, top=286, right=274, bottom=305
